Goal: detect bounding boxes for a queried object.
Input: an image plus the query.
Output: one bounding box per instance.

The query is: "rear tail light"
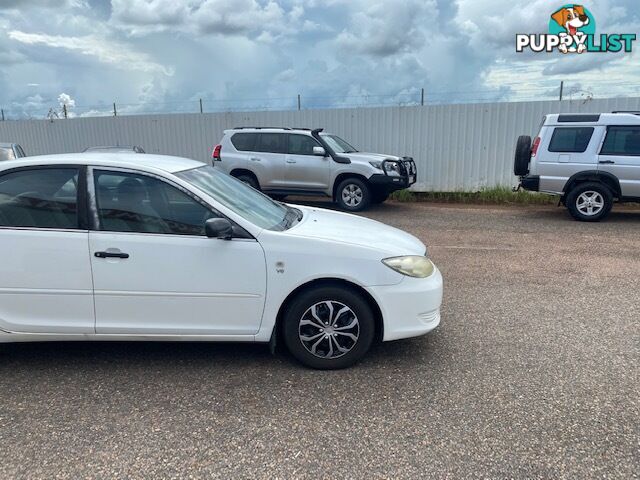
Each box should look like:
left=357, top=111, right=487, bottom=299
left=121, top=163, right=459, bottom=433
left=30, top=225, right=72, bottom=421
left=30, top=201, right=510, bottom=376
left=531, top=137, right=541, bottom=157
left=212, top=144, right=222, bottom=161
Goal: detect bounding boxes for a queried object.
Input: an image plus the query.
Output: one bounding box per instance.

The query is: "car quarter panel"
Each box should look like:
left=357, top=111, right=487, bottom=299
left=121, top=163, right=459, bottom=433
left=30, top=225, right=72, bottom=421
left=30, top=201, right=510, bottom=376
left=535, top=125, right=605, bottom=194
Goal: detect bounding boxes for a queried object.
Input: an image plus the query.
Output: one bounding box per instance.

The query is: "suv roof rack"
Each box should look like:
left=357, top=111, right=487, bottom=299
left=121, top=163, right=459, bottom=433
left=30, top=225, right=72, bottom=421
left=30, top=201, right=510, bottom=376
left=232, top=126, right=315, bottom=131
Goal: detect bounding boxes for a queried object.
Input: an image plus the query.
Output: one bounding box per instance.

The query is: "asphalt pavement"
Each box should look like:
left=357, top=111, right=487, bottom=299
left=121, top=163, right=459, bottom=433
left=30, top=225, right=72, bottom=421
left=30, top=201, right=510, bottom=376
left=1, top=201, right=638, bottom=479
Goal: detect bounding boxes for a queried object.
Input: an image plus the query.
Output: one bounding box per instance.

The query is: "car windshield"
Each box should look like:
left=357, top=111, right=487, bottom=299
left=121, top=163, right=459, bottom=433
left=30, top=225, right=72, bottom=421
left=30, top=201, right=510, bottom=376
left=0, top=148, right=15, bottom=161
left=177, top=166, right=300, bottom=231
left=322, top=135, right=358, bottom=153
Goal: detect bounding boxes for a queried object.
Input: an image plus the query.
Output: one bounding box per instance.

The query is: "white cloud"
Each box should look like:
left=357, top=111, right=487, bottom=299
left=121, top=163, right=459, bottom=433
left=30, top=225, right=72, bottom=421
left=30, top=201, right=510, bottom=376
left=7, top=30, right=173, bottom=75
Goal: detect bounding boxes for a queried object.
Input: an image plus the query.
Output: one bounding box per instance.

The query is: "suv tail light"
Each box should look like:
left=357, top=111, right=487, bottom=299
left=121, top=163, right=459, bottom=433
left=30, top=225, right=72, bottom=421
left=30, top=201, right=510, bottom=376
left=212, top=144, right=222, bottom=161
left=531, top=137, right=541, bottom=157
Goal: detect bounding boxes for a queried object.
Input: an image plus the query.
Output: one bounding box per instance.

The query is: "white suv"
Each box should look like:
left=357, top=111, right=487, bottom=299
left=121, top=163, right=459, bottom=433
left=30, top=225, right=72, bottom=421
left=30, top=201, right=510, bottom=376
left=212, top=127, right=417, bottom=211
left=515, top=112, right=640, bottom=221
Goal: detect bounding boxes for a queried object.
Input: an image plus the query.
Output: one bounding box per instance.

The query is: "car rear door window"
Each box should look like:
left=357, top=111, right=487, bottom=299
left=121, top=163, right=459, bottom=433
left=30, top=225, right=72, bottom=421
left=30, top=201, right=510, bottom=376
left=94, top=170, right=217, bottom=235
left=548, top=127, right=594, bottom=153
left=255, top=133, right=287, bottom=154
left=600, top=126, right=640, bottom=156
left=288, top=134, right=320, bottom=155
left=0, top=168, right=79, bottom=229
left=231, top=133, right=259, bottom=152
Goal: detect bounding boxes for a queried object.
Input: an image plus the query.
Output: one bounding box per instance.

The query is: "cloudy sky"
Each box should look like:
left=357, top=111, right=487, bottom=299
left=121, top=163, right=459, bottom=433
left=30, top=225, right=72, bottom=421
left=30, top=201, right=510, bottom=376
left=0, top=0, right=638, bottom=118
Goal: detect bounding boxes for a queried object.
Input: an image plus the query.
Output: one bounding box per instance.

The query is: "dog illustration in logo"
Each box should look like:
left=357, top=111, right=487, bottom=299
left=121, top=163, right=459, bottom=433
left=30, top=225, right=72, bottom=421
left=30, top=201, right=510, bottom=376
left=551, top=5, right=590, bottom=53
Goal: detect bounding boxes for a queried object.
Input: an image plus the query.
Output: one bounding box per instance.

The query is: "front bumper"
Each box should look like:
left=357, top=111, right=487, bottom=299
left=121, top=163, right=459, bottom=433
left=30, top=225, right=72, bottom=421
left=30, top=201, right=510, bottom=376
left=366, top=266, right=443, bottom=342
left=369, top=157, right=418, bottom=193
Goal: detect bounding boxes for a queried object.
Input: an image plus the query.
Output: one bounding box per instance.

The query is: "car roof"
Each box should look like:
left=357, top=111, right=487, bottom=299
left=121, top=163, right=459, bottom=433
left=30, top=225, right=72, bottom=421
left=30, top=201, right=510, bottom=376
left=545, top=113, right=640, bottom=126
left=223, top=127, right=315, bottom=134
left=0, top=153, right=204, bottom=174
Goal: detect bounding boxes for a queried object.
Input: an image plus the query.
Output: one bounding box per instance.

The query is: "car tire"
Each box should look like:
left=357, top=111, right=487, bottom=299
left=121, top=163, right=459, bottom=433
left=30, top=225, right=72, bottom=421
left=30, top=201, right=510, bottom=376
left=236, top=174, right=260, bottom=190
left=336, top=178, right=371, bottom=212
left=372, top=192, right=389, bottom=204
left=566, top=182, right=613, bottom=222
left=514, top=135, right=532, bottom=176
left=282, top=285, right=376, bottom=370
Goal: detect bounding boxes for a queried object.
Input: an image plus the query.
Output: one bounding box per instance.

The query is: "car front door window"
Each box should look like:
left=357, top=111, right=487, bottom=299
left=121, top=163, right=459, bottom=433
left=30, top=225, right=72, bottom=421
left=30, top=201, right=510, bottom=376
left=94, top=170, right=217, bottom=235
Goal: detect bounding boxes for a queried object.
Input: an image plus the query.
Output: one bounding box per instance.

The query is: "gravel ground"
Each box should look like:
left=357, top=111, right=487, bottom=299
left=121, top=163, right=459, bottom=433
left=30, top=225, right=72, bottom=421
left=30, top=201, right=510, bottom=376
left=1, top=201, right=638, bottom=479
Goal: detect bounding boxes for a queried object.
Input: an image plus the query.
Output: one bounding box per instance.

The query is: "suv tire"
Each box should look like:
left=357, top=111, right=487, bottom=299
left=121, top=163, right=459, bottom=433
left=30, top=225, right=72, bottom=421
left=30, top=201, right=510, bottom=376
left=336, top=178, right=371, bottom=212
left=566, top=182, right=613, bottom=222
left=514, top=135, right=532, bottom=176
left=236, top=174, right=260, bottom=190
left=282, top=285, right=375, bottom=369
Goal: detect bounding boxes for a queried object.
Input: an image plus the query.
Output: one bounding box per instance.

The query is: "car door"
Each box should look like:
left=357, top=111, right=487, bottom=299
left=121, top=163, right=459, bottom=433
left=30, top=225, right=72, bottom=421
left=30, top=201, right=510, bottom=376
left=598, top=125, right=640, bottom=198
left=248, top=133, right=288, bottom=189
left=0, top=166, right=95, bottom=333
left=285, top=134, right=331, bottom=190
left=88, top=167, right=267, bottom=336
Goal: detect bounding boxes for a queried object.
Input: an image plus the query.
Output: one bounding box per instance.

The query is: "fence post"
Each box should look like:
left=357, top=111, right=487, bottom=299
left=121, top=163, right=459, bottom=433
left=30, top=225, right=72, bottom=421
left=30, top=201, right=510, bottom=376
left=199, top=98, right=203, bottom=114
left=559, top=81, right=564, bottom=102
left=297, top=94, right=301, bottom=111
left=62, top=104, right=68, bottom=119
left=1, top=109, right=4, bottom=121
left=421, top=88, right=425, bottom=106
left=113, top=102, right=117, bottom=117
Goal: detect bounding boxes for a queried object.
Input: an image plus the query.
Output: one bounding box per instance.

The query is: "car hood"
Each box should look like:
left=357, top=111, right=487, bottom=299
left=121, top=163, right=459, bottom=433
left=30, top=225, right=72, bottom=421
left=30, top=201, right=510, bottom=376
left=284, top=205, right=426, bottom=257
left=344, top=152, right=402, bottom=162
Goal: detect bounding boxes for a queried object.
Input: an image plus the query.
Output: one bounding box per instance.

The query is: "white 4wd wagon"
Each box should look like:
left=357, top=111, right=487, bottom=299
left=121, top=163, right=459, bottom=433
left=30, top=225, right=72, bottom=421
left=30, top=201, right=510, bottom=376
left=515, top=113, right=640, bottom=221
left=212, top=127, right=417, bottom=211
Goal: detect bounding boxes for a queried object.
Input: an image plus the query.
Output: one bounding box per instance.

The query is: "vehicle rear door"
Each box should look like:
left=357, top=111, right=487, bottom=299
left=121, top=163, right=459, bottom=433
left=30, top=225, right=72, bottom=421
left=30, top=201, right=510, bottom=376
left=0, top=166, right=94, bottom=333
left=598, top=125, right=640, bottom=198
left=249, top=133, right=288, bottom=189
left=285, top=134, right=331, bottom=190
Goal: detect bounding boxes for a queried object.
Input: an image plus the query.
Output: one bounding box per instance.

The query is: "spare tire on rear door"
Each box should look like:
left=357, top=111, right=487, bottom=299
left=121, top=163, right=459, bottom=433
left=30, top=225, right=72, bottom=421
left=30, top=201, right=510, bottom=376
left=514, top=135, right=532, bottom=176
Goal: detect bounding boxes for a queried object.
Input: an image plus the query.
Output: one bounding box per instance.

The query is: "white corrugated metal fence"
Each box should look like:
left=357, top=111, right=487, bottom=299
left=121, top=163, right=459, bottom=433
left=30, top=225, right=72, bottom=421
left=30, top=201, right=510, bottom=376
left=1, top=97, right=638, bottom=191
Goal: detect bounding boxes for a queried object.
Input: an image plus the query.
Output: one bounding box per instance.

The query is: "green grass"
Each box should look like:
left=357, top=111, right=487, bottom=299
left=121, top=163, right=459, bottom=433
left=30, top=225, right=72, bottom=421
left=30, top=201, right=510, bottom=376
left=389, top=186, right=557, bottom=205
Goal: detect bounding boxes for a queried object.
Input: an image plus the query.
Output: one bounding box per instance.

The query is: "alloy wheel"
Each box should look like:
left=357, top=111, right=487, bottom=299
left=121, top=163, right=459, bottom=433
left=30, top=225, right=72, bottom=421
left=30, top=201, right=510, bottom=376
left=576, top=191, right=604, bottom=216
left=341, top=184, right=363, bottom=207
left=298, top=301, right=360, bottom=359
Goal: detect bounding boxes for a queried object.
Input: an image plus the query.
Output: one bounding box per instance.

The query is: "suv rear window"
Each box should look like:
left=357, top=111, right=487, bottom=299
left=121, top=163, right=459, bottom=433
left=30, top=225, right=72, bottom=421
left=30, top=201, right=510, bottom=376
left=548, top=127, right=594, bottom=153
left=231, top=133, right=259, bottom=152
left=601, top=126, right=640, bottom=156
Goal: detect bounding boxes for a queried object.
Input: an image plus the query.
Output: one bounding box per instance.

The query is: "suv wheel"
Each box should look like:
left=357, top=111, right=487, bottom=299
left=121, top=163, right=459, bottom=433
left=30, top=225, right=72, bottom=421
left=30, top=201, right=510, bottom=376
left=236, top=174, right=260, bottom=190
left=336, top=178, right=371, bottom=212
left=282, top=285, right=375, bottom=369
left=514, top=135, right=532, bottom=176
left=566, top=182, right=613, bottom=222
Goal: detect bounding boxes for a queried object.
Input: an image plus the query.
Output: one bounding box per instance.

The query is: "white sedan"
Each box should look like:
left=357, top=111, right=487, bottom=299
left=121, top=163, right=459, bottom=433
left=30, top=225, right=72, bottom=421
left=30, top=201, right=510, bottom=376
left=0, top=154, right=443, bottom=369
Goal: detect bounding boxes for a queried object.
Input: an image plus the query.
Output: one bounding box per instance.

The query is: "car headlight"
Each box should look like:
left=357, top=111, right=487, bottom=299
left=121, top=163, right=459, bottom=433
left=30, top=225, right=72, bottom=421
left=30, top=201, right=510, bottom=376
left=369, top=161, right=383, bottom=170
left=382, top=255, right=435, bottom=278
left=383, top=160, right=401, bottom=176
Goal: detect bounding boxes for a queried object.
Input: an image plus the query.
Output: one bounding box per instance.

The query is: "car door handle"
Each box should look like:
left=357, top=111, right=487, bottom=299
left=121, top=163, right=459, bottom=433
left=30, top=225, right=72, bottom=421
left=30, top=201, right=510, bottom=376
left=95, top=251, right=130, bottom=259
left=599, top=160, right=615, bottom=164
left=250, top=157, right=261, bottom=162
left=286, top=159, right=297, bottom=163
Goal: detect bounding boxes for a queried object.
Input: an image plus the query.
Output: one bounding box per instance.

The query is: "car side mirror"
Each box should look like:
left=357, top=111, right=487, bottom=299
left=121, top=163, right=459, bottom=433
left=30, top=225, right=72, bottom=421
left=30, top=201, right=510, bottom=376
left=313, top=146, right=326, bottom=156
left=205, top=218, right=233, bottom=240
